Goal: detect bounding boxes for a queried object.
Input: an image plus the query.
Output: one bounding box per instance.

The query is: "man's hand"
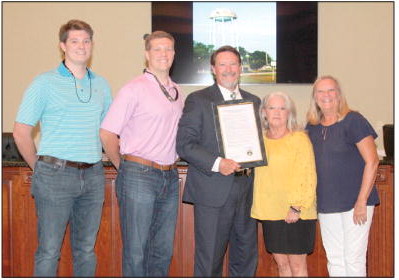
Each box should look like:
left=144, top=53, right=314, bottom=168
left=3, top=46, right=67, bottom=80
left=100, top=129, right=121, bottom=169
left=13, top=122, right=37, bottom=170
left=219, top=158, right=240, bottom=176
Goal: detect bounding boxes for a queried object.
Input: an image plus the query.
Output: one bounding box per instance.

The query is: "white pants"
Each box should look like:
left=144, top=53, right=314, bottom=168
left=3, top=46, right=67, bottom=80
left=318, top=206, right=374, bottom=277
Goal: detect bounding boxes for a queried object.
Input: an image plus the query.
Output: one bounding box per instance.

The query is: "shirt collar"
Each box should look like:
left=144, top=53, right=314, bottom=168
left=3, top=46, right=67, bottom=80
left=217, top=84, right=242, bottom=100
left=57, top=62, right=95, bottom=78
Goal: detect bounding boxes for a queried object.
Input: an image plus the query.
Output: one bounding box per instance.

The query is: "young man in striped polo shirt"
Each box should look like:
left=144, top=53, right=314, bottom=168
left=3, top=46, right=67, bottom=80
left=13, top=19, right=112, bottom=277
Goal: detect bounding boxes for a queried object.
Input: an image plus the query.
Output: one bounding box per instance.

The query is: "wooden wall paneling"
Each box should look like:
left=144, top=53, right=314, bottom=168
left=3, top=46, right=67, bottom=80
left=2, top=169, right=15, bottom=276
left=2, top=165, right=393, bottom=277
left=178, top=170, right=196, bottom=277
left=109, top=171, right=123, bottom=276
left=367, top=165, right=394, bottom=277
left=169, top=167, right=186, bottom=276
left=95, top=169, right=121, bottom=276
left=12, top=169, right=37, bottom=276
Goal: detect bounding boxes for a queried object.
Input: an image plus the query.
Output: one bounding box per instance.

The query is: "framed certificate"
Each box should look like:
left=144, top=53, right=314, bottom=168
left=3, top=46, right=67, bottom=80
left=213, top=99, right=267, bottom=168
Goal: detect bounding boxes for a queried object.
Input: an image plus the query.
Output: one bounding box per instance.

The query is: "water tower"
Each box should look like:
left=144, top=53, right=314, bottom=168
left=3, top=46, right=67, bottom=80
left=209, top=8, right=238, bottom=49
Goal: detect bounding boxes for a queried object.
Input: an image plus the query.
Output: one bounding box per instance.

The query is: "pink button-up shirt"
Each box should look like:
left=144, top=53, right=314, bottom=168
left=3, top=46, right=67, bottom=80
left=101, top=72, right=184, bottom=165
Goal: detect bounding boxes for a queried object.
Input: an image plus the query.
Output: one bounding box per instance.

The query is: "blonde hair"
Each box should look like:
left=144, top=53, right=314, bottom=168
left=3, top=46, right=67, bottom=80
left=260, top=91, right=301, bottom=133
left=144, top=30, right=175, bottom=51
left=306, top=75, right=351, bottom=125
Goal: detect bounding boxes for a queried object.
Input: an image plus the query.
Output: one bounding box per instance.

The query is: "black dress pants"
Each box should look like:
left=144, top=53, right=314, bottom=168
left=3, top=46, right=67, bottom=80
left=193, top=175, right=258, bottom=277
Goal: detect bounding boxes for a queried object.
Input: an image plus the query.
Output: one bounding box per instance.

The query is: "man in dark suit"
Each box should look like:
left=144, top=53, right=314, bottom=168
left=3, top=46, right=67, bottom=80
left=176, top=45, right=259, bottom=277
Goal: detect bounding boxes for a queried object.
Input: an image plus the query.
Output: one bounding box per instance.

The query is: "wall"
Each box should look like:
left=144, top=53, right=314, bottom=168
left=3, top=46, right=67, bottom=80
left=2, top=2, right=393, bottom=154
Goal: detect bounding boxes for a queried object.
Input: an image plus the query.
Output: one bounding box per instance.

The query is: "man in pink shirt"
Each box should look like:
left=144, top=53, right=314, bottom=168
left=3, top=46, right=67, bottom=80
left=100, top=31, right=183, bottom=277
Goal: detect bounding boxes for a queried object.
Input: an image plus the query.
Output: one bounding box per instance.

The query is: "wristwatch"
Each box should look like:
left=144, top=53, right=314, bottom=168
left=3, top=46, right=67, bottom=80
left=290, top=206, right=301, bottom=214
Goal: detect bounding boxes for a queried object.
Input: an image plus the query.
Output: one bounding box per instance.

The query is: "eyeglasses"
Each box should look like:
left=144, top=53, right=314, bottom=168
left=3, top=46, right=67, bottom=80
left=143, top=69, right=179, bottom=102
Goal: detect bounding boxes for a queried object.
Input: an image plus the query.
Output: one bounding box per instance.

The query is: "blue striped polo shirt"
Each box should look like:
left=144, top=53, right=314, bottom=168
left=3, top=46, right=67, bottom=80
left=16, top=62, right=112, bottom=163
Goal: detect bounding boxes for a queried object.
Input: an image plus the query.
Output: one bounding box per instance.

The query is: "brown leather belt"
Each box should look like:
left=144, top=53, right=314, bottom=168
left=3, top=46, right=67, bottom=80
left=234, top=168, right=253, bottom=177
left=38, top=155, right=95, bottom=169
left=123, top=155, right=177, bottom=171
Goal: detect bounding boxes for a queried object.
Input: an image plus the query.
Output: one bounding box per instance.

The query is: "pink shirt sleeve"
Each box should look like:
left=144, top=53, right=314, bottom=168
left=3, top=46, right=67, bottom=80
left=101, top=82, right=137, bottom=135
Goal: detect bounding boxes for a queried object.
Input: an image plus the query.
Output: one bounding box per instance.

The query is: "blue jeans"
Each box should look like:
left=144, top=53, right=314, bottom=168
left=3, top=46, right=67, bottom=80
left=116, top=159, right=179, bottom=277
left=31, top=160, right=105, bottom=277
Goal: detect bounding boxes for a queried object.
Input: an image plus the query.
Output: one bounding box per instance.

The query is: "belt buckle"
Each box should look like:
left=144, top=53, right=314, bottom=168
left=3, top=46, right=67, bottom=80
left=55, top=159, right=66, bottom=169
left=234, top=168, right=252, bottom=177
left=44, top=156, right=65, bottom=168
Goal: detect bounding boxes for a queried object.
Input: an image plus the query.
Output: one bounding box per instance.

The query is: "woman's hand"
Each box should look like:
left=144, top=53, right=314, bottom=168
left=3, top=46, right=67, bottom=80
left=353, top=135, right=378, bottom=225
left=353, top=201, right=367, bottom=225
left=285, top=208, right=300, bottom=223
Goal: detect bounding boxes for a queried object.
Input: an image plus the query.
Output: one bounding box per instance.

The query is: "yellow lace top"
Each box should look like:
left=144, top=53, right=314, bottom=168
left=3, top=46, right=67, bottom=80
left=251, top=131, right=317, bottom=220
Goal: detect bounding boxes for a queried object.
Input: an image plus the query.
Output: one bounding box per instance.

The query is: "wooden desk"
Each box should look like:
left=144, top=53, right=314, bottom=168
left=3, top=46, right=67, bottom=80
left=2, top=164, right=393, bottom=277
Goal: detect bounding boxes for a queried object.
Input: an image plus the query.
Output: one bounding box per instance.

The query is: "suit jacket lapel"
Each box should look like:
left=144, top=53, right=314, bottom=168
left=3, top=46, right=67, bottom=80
left=208, top=84, right=225, bottom=103
left=240, top=88, right=251, bottom=100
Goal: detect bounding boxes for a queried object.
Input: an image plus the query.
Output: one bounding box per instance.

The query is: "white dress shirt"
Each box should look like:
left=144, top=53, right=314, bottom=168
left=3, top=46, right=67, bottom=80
left=211, top=84, right=242, bottom=172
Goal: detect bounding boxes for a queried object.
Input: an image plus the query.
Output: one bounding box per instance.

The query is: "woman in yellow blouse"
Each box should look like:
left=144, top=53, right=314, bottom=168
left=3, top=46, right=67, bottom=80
left=251, top=92, right=317, bottom=277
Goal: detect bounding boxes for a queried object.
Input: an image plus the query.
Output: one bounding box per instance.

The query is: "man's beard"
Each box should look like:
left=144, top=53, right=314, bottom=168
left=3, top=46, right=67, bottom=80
left=221, top=72, right=239, bottom=89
